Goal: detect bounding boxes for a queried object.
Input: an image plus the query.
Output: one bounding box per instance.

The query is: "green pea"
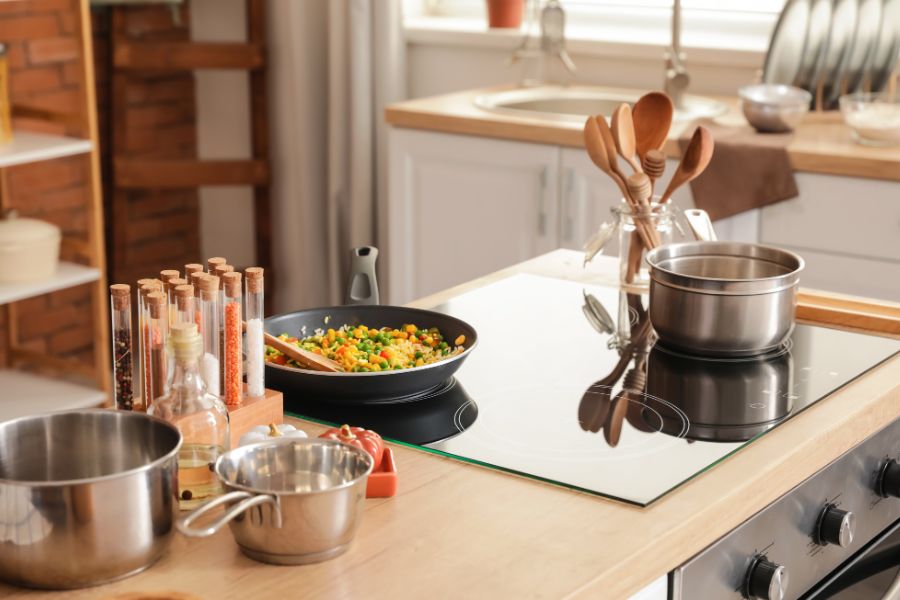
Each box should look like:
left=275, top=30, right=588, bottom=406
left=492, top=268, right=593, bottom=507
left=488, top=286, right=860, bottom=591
left=415, top=351, right=423, bottom=359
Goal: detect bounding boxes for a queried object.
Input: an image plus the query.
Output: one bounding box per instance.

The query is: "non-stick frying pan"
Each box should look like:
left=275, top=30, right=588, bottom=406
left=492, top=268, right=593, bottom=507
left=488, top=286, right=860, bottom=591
left=264, top=248, right=478, bottom=404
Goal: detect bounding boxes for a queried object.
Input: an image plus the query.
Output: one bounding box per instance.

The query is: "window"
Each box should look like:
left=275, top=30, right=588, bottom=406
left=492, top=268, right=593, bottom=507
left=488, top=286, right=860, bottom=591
left=405, top=0, right=786, bottom=54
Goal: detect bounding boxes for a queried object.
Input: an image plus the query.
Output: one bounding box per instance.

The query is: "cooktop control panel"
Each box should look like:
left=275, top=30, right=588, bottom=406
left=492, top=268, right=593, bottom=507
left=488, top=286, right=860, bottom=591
left=672, top=417, right=900, bottom=600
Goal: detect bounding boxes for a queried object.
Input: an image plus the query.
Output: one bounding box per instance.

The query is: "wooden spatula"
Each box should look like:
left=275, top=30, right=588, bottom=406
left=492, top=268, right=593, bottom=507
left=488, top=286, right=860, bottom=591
left=259, top=328, right=343, bottom=372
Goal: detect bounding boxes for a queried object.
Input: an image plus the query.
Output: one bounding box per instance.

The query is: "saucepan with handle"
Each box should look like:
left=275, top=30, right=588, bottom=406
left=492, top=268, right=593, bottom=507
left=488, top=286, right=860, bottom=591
left=264, top=246, right=478, bottom=403
left=645, top=210, right=804, bottom=356
left=178, top=438, right=373, bottom=565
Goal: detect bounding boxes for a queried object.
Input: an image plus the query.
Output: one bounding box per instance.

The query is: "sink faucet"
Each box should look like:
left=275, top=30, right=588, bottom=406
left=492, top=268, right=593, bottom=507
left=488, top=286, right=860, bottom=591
left=510, top=0, right=576, bottom=84
left=664, top=0, right=689, bottom=109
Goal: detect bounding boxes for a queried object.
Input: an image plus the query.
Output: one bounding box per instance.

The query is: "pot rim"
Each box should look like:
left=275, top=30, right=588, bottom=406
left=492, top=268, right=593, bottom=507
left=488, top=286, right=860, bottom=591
left=646, top=241, right=804, bottom=294
left=215, top=438, right=374, bottom=497
left=0, top=409, right=183, bottom=487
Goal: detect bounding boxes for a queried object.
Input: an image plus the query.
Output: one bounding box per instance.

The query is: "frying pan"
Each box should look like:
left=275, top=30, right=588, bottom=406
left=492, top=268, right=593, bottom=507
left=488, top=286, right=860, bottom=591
left=264, top=247, right=478, bottom=404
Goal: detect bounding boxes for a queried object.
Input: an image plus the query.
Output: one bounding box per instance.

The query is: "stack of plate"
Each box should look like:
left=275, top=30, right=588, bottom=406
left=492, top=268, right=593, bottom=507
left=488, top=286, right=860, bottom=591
left=763, top=0, right=900, bottom=110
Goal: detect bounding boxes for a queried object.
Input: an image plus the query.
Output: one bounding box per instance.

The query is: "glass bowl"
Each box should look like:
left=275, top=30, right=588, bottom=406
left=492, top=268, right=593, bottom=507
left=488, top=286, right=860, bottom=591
left=839, top=92, right=900, bottom=147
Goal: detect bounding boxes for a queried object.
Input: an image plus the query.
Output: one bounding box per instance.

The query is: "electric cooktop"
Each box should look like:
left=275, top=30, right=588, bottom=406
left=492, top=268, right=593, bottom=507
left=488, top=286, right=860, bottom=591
left=285, top=274, right=900, bottom=506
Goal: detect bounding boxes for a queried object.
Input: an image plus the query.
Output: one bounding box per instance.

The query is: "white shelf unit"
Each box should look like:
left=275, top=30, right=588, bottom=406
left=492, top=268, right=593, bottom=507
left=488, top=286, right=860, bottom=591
left=0, top=130, right=92, bottom=169
left=0, top=262, right=101, bottom=306
left=0, top=369, right=106, bottom=423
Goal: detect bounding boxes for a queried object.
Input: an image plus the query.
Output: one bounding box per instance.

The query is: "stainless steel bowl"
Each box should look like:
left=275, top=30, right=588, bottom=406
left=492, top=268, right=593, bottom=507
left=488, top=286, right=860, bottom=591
left=179, top=438, right=373, bottom=565
left=0, top=409, right=181, bottom=589
left=739, top=84, right=811, bottom=133
left=646, top=241, right=804, bottom=356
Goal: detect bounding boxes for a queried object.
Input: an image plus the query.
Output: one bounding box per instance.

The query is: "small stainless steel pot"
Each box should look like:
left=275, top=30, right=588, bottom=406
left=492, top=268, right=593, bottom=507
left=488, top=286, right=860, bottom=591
left=0, top=409, right=181, bottom=589
left=178, top=438, right=373, bottom=565
left=646, top=241, right=804, bottom=356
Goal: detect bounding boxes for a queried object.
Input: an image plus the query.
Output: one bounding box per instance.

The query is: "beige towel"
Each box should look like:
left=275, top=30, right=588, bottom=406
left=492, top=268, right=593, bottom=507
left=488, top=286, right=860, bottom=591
left=678, top=122, right=798, bottom=222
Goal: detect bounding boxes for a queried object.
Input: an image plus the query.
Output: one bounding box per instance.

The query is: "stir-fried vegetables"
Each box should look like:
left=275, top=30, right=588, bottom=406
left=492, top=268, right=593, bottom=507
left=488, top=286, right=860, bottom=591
left=265, top=324, right=466, bottom=372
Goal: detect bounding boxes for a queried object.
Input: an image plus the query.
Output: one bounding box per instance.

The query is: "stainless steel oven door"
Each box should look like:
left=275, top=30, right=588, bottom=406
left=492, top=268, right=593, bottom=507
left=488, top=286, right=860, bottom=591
left=803, top=519, right=900, bottom=599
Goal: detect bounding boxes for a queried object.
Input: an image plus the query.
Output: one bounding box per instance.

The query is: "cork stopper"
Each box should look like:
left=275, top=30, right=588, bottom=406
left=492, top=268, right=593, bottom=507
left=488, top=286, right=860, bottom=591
left=160, top=270, right=180, bottom=285
left=175, top=284, right=194, bottom=311
left=169, top=322, right=202, bottom=362
left=223, top=271, right=242, bottom=298
left=110, top=284, right=130, bottom=311
left=139, top=281, right=161, bottom=301
left=198, top=274, right=219, bottom=297
left=214, top=264, right=234, bottom=289
left=166, top=277, right=187, bottom=296
left=184, top=263, right=204, bottom=278
left=189, top=272, right=206, bottom=296
left=147, top=292, right=166, bottom=319
left=245, top=267, right=264, bottom=294
left=207, top=257, right=227, bottom=272
left=136, top=278, right=157, bottom=289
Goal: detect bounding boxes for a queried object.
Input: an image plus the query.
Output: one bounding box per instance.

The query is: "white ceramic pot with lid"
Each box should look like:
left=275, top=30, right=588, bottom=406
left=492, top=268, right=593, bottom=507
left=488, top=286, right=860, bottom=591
left=0, top=209, right=61, bottom=283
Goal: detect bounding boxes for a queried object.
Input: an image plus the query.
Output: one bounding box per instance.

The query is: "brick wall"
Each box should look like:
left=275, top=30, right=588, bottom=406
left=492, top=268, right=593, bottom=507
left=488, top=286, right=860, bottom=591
left=0, top=0, right=95, bottom=366
left=0, top=1, right=200, bottom=370
left=96, top=4, right=200, bottom=287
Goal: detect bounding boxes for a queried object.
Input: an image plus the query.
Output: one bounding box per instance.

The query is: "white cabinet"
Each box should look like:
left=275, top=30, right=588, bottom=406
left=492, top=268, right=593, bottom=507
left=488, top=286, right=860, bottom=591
left=387, top=129, right=560, bottom=303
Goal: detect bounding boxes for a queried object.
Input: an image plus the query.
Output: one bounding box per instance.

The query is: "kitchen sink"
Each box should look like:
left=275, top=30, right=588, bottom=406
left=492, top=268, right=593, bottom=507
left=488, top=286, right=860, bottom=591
left=473, top=86, right=727, bottom=123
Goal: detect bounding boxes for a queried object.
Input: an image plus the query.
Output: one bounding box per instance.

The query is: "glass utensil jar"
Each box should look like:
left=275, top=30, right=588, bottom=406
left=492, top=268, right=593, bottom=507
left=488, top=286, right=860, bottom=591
left=612, top=199, right=674, bottom=293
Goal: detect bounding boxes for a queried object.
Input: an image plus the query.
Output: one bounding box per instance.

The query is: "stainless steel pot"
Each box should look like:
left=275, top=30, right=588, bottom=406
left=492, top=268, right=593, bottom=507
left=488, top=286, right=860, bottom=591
left=646, top=241, right=804, bottom=356
left=178, top=438, right=373, bottom=565
left=0, top=409, right=181, bottom=589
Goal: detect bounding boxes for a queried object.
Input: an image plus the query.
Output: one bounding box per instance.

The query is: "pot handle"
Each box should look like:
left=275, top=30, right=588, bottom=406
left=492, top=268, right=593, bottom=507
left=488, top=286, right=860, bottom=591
left=177, top=490, right=282, bottom=538
left=345, top=246, right=379, bottom=306
left=683, top=209, right=718, bottom=242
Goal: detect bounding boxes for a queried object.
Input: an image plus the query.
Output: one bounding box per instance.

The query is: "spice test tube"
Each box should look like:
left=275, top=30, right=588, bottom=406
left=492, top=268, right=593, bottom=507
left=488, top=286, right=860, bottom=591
left=244, top=267, right=265, bottom=399
left=166, top=277, right=187, bottom=326
left=174, top=284, right=195, bottom=327
left=137, top=281, right=161, bottom=410
left=213, top=264, right=234, bottom=392
left=110, top=284, right=134, bottom=411
left=146, top=291, right=169, bottom=405
left=223, top=272, right=243, bottom=406
left=199, top=275, right=221, bottom=396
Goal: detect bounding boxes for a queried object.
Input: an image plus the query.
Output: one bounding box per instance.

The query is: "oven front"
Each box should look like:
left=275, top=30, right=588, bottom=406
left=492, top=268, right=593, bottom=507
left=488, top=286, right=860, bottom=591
left=672, top=418, right=900, bottom=600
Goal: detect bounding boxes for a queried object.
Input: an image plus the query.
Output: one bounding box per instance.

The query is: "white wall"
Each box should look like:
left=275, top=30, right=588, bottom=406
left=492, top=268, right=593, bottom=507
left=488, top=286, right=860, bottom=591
left=406, top=38, right=763, bottom=100
left=190, top=0, right=256, bottom=269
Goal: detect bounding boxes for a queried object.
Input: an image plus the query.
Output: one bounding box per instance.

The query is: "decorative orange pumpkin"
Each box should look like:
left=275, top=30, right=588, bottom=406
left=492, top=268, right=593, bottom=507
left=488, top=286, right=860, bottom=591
left=320, top=424, right=384, bottom=470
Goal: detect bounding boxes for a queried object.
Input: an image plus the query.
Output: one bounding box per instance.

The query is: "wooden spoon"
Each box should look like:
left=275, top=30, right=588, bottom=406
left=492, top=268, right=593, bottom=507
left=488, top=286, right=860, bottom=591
left=633, top=91, right=675, bottom=160
left=583, top=115, right=629, bottom=199
left=261, top=328, right=343, bottom=372
left=659, top=126, right=714, bottom=205
left=611, top=103, right=643, bottom=173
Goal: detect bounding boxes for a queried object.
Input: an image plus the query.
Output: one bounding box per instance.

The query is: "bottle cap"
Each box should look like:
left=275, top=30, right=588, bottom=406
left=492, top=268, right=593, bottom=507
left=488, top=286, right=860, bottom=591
left=199, top=274, right=219, bottom=295
left=223, top=271, right=242, bottom=298
left=147, top=292, right=166, bottom=319
left=169, top=322, right=202, bottom=362
left=245, top=267, right=264, bottom=294
left=189, top=272, right=206, bottom=296
left=214, top=264, right=234, bottom=289
left=207, top=257, right=227, bottom=272
left=110, top=284, right=130, bottom=310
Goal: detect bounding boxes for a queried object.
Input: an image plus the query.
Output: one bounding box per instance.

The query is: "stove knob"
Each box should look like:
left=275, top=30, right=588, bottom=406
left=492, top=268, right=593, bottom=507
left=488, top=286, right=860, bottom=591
left=745, top=555, right=788, bottom=600
left=817, top=504, right=854, bottom=547
left=879, top=459, right=900, bottom=498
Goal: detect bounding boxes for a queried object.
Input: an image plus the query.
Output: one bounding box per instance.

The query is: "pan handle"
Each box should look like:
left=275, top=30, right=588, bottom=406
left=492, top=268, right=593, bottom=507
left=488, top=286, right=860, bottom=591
left=177, top=490, right=283, bottom=538
left=346, top=246, right=380, bottom=306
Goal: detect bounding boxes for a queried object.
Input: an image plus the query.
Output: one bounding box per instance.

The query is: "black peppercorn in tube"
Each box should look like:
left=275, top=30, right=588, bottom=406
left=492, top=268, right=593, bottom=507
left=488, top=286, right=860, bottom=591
left=110, top=284, right=134, bottom=410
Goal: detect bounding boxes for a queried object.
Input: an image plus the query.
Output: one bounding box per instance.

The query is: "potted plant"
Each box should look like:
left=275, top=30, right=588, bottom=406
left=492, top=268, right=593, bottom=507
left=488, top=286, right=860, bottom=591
left=486, top=0, right=524, bottom=28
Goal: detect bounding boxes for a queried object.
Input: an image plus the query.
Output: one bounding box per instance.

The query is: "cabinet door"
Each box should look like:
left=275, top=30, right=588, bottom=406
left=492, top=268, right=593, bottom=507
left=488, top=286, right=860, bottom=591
left=387, top=129, right=560, bottom=303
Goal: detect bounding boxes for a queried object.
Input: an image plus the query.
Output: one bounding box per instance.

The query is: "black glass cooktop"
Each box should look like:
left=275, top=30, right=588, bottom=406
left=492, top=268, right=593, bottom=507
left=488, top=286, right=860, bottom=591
left=286, top=274, right=900, bottom=506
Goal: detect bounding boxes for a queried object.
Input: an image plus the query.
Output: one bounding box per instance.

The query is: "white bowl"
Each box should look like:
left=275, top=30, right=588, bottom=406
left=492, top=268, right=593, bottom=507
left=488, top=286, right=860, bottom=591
left=839, top=92, right=900, bottom=147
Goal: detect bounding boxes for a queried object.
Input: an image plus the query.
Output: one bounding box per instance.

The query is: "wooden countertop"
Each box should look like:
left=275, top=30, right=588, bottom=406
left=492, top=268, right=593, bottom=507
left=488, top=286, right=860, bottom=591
left=5, top=251, right=900, bottom=600
left=385, top=86, right=900, bottom=182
